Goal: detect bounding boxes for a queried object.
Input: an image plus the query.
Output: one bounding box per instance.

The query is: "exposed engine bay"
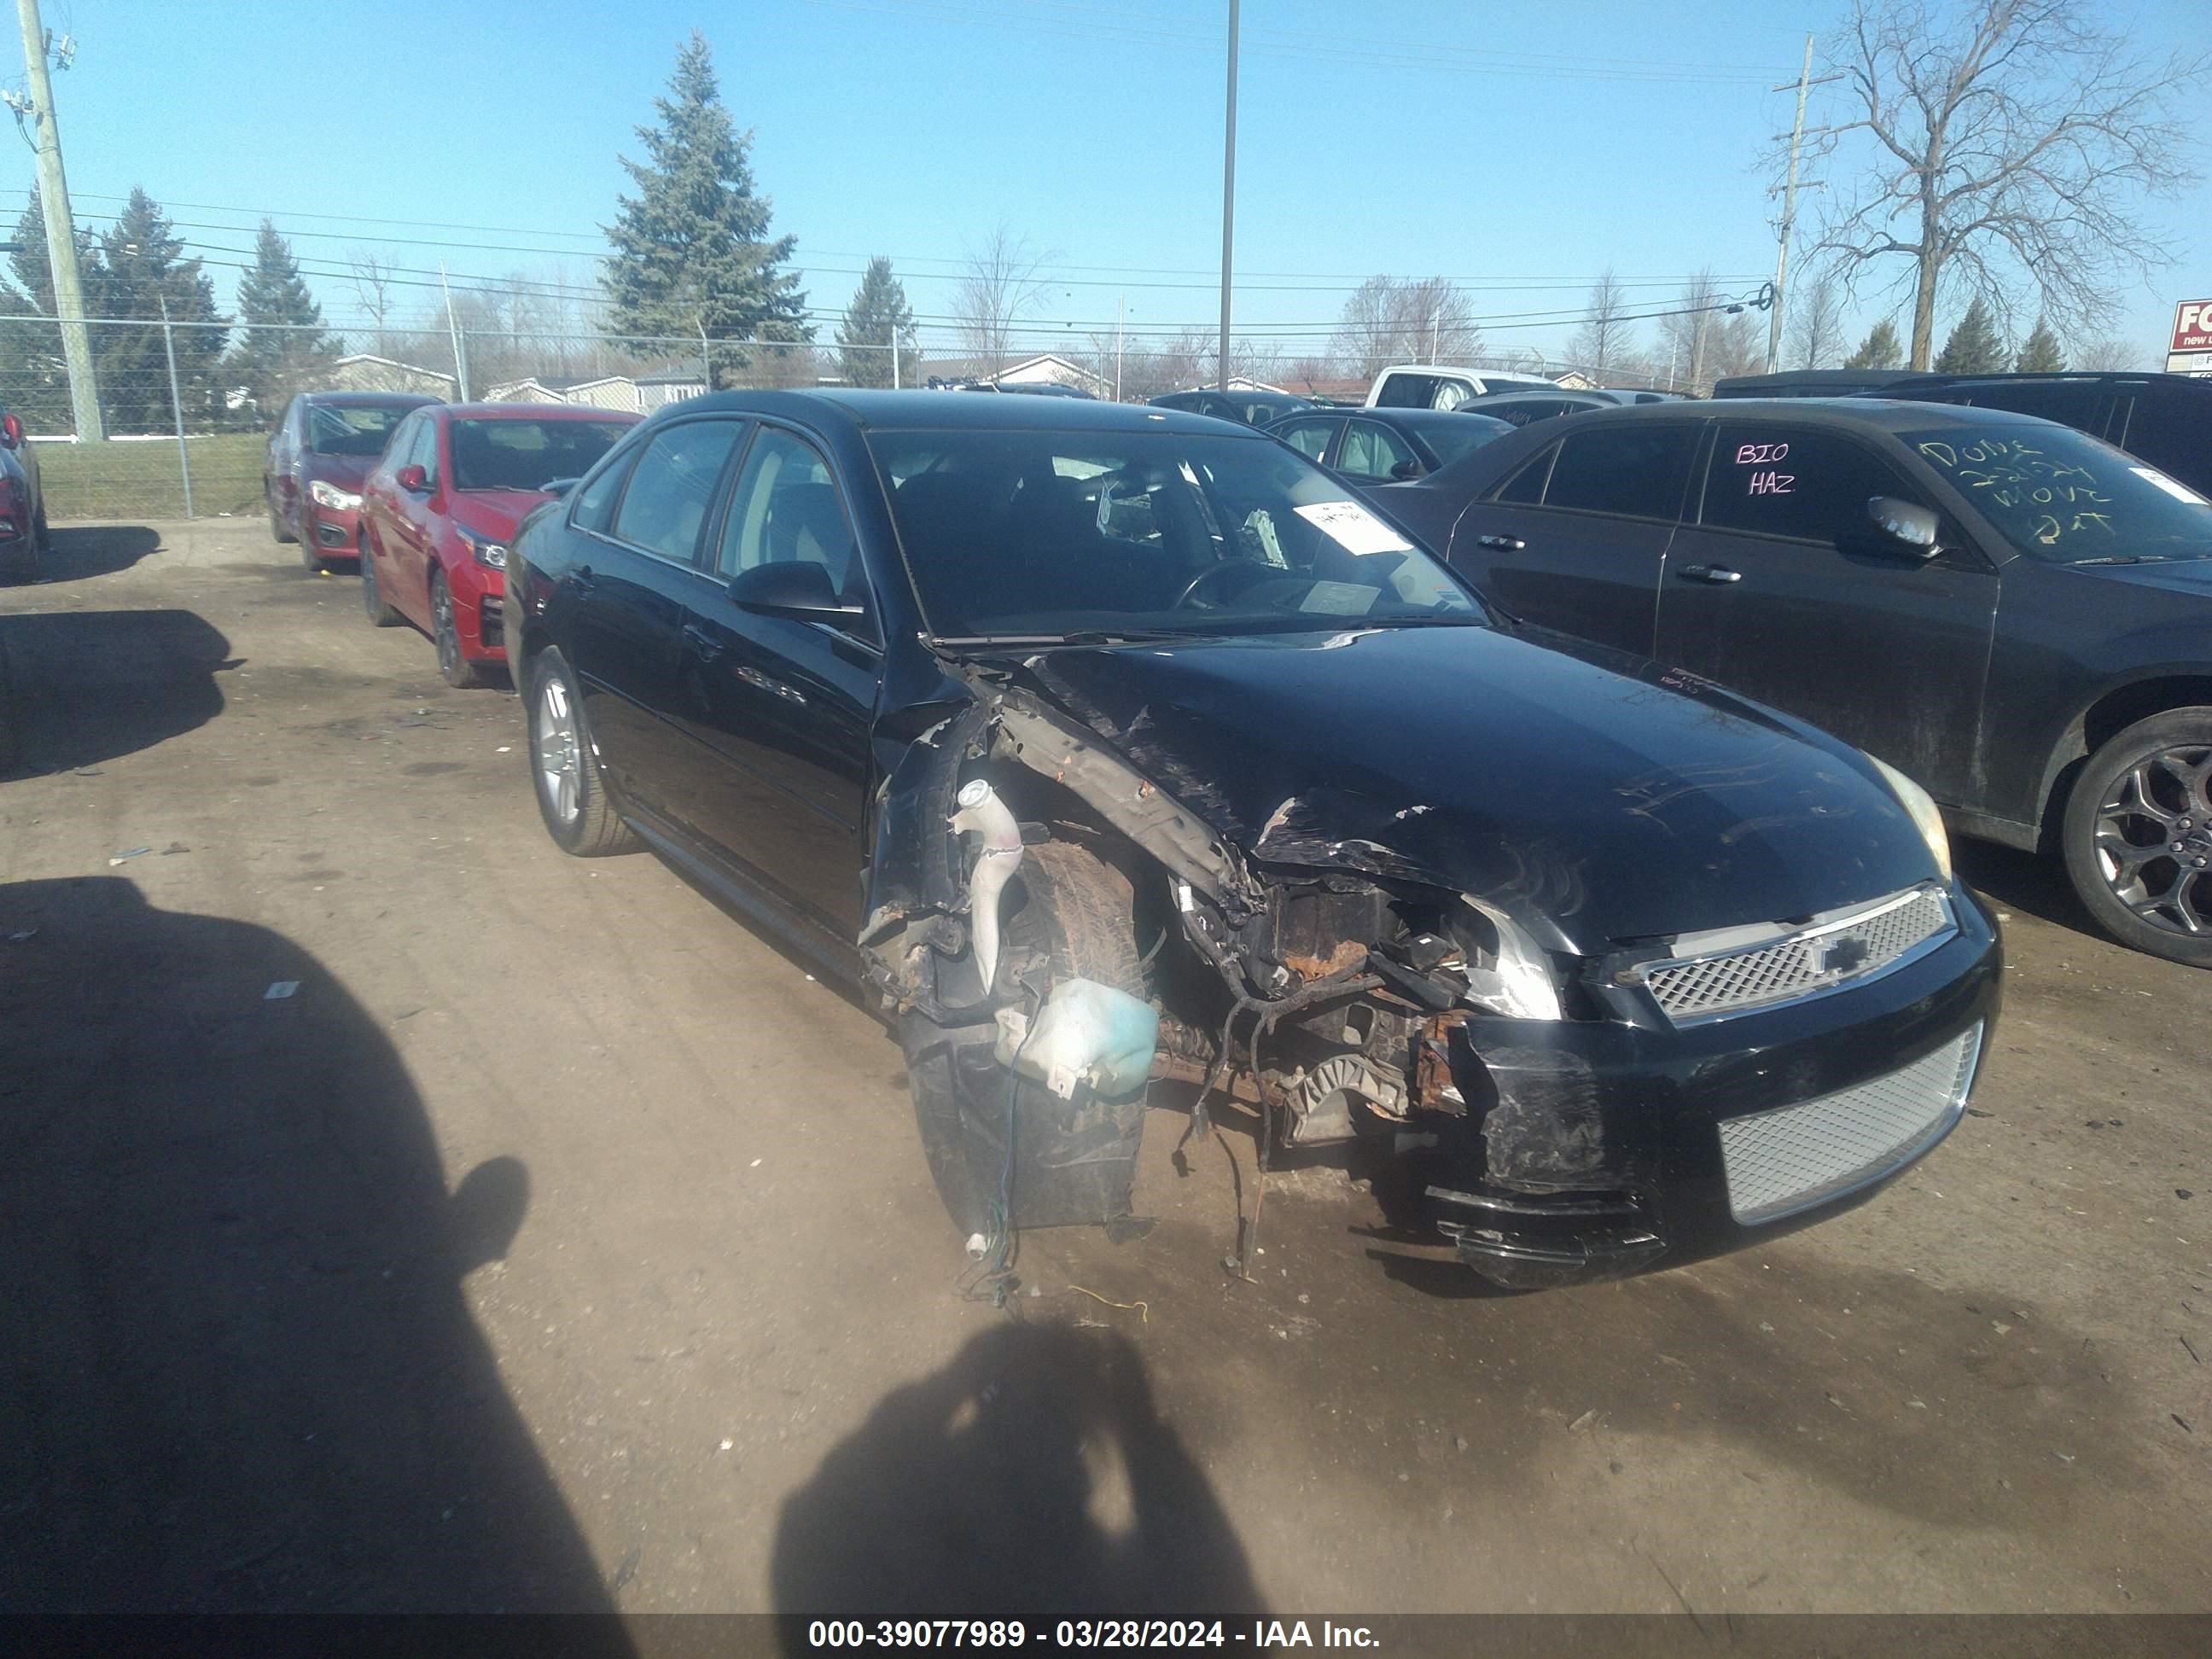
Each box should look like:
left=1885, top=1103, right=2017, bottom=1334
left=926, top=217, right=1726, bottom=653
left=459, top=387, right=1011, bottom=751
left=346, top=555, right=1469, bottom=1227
left=858, top=663, right=1644, bottom=1283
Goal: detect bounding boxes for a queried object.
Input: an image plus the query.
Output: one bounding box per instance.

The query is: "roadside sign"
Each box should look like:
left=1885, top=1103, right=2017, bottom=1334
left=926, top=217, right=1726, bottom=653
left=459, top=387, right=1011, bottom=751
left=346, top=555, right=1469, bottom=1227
left=2174, top=300, right=2212, bottom=354
left=2168, top=301, right=2212, bottom=377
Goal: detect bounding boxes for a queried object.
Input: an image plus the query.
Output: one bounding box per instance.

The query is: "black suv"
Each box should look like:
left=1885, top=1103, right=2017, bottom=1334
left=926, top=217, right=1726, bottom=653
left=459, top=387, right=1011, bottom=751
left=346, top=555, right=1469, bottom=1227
left=1869, top=372, right=2212, bottom=500
left=1374, top=399, right=2212, bottom=965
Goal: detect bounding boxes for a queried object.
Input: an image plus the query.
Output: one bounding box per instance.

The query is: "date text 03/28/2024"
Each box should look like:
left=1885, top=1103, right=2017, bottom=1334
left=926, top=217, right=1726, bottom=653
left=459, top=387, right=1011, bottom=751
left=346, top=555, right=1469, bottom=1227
left=805, top=1621, right=1381, bottom=1650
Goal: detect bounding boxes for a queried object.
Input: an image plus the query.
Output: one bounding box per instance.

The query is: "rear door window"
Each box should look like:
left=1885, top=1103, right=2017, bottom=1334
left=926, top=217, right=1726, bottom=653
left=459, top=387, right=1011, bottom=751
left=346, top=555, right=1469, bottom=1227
left=1338, top=421, right=1417, bottom=482
left=1373, top=372, right=1439, bottom=409
left=611, top=419, right=745, bottom=563
left=572, top=433, right=643, bottom=533
left=1540, top=424, right=1699, bottom=521
left=1491, top=443, right=1557, bottom=504
left=1698, top=425, right=1923, bottom=542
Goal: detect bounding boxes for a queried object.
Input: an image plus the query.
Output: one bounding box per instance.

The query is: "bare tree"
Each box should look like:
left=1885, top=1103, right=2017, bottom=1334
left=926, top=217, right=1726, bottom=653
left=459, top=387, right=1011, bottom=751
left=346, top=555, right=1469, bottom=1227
left=1568, top=268, right=1633, bottom=380
left=1330, top=276, right=1482, bottom=381
left=346, top=248, right=399, bottom=355
left=952, top=226, right=1052, bottom=376
left=1805, top=0, right=2206, bottom=370
left=1786, top=273, right=1849, bottom=369
left=2069, top=335, right=2144, bottom=370
left=1659, top=268, right=1722, bottom=393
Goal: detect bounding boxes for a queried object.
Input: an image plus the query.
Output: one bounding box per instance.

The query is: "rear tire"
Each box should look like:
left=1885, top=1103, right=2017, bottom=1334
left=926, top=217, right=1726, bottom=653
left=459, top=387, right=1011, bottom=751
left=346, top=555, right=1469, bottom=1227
left=2061, top=706, right=2212, bottom=968
left=526, top=645, right=638, bottom=857
left=360, top=535, right=400, bottom=627
left=431, top=569, right=487, bottom=689
left=902, top=840, right=1151, bottom=1237
left=268, top=486, right=296, bottom=544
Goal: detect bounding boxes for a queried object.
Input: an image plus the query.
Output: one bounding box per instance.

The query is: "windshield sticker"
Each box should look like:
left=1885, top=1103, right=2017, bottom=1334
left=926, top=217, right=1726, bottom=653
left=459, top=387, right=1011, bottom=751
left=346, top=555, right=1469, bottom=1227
left=1298, top=581, right=1382, bottom=615
left=2132, top=466, right=2209, bottom=506
left=1295, top=500, right=1414, bottom=555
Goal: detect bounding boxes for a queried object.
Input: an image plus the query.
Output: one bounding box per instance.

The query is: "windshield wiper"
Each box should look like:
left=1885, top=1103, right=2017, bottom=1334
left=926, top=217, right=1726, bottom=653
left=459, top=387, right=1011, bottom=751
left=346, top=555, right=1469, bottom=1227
left=2067, top=553, right=2212, bottom=566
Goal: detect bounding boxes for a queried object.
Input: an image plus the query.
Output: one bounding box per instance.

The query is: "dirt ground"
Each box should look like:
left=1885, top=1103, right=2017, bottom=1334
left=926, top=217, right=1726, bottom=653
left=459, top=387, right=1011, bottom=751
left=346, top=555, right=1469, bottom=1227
left=2, top=518, right=2207, bottom=1617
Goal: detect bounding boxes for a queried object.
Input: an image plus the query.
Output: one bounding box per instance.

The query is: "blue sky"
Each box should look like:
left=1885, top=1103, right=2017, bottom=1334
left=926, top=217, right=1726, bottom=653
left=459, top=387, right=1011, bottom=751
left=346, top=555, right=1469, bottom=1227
left=8, top=0, right=2207, bottom=368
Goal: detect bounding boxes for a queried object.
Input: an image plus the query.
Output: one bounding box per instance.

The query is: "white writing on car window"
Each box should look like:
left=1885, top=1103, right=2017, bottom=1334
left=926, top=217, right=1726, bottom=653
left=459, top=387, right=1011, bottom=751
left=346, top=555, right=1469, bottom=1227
left=1733, top=439, right=1793, bottom=496
left=1916, top=436, right=2114, bottom=546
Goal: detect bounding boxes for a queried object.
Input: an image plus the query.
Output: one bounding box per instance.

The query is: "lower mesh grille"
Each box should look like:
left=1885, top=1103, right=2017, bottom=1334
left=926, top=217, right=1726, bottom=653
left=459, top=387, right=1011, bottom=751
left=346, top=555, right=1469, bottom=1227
left=1644, top=886, right=1953, bottom=1023
left=1718, top=1022, right=1982, bottom=1225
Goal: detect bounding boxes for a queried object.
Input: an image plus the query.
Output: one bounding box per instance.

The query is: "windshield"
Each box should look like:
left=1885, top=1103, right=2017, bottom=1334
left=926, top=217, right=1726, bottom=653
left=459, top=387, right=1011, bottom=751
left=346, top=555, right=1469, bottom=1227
left=1906, top=424, right=2212, bottom=564
left=449, top=418, right=633, bottom=492
left=869, top=428, right=1485, bottom=641
left=306, top=404, right=410, bottom=457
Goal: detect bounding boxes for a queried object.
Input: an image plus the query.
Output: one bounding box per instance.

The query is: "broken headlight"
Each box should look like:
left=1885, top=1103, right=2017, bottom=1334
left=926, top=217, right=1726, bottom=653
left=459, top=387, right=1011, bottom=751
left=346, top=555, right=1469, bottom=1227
left=1456, top=895, right=1563, bottom=1022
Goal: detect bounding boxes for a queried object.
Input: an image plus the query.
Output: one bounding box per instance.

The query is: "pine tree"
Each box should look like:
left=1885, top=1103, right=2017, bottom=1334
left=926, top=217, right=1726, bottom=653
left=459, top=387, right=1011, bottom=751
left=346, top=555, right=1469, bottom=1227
left=1934, top=297, right=2007, bottom=375
left=1842, top=318, right=1904, bottom=370
left=601, top=32, right=809, bottom=387
left=0, top=188, right=104, bottom=430
left=233, top=219, right=334, bottom=410
left=834, top=257, right=918, bottom=387
left=2014, top=315, right=2066, bottom=374
left=90, top=188, right=229, bottom=433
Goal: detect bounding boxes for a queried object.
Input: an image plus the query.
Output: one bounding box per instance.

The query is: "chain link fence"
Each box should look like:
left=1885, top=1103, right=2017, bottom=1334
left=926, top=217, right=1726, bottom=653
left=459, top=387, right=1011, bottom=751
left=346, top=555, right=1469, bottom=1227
left=0, top=317, right=851, bottom=521
left=1, top=311, right=1605, bottom=521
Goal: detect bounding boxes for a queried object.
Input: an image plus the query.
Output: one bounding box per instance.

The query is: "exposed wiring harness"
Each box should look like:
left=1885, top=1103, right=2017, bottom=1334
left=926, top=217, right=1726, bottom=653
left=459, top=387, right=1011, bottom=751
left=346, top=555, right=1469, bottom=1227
left=958, top=1014, right=1037, bottom=1309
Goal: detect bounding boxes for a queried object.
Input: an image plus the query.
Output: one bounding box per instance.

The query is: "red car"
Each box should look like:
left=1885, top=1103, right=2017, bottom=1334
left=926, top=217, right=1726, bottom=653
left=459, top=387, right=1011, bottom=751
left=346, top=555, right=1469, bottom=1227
left=357, top=403, right=640, bottom=687
left=265, top=392, right=438, bottom=568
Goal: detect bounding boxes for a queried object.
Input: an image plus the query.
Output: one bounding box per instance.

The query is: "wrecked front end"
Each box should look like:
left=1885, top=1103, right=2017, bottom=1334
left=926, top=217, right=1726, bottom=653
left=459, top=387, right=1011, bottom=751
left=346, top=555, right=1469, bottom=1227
left=859, top=642, right=2001, bottom=1291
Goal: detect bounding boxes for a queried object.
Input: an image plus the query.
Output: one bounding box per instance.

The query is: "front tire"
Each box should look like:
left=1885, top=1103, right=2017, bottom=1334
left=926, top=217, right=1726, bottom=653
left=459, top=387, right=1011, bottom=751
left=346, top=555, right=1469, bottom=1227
left=902, top=840, right=1151, bottom=1236
left=2062, top=706, right=2212, bottom=967
left=431, top=569, right=487, bottom=689
left=360, top=534, right=400, bottom=626
left=526, top=646, right=638, bottom=857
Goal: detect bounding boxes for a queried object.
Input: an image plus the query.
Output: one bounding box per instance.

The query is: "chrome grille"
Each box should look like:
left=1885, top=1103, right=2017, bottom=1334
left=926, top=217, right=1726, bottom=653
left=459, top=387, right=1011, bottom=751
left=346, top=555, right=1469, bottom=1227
left=1643, top=886, right=1953, bottom=1024
left=1719, top=1022, right=1982, bottom=1225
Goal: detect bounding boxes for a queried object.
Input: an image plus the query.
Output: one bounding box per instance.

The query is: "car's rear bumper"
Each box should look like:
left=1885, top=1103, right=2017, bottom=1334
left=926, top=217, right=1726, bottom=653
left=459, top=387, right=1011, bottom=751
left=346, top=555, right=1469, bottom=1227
left=1413, top=884, right=2003, bottom=1288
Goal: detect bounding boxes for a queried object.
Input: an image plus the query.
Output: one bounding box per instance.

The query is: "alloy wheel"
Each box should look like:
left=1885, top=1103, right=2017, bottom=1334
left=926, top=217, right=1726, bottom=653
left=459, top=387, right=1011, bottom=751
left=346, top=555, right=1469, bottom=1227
left=433, top=578, right=463, bottom=681
left=536, top=673, right=582, bottom=825
left=2093, top=743, right=2212, bottom=936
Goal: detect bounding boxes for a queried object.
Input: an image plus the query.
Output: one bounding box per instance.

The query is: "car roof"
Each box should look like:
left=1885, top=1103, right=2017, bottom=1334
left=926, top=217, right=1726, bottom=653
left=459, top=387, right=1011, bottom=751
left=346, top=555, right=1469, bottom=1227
left=301, top=390, right=438, bottom=407
left=439, top=402, right=643, bottom=422
left=655, top=387, right=1250, bottom=438
left=1898, top=370, right=2212, bottom=395
left=1332, top=405, right=1514, bottom=429
left=1553, top=396, right=2056, bottom=434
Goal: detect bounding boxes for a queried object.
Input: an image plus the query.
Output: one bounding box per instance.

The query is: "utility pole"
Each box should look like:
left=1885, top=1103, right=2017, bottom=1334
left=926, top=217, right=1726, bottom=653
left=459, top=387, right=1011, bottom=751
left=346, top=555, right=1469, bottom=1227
left=157, top=294, right=194, bottom=519
left=1216, top=0, right=1238, bottom=392
left=439, top=262, right=469, bottom=399
left=1766, top=32, right=1823, bottom=375
left=14, top=0, right=102, bottom=439
left=1115, top=294, right=1125, bottom=402
left=890, top=323, right=900, bottom=390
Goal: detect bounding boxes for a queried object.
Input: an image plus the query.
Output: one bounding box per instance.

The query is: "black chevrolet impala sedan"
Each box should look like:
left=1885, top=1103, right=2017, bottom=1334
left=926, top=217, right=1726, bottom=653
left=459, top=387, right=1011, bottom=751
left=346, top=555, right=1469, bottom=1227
left=501, top=391, right=2000, bottom=1289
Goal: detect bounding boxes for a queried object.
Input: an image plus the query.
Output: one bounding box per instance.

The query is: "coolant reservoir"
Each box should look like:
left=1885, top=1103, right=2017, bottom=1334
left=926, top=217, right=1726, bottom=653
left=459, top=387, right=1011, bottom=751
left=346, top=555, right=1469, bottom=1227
left=993, top=978, right=1160, bottom=1102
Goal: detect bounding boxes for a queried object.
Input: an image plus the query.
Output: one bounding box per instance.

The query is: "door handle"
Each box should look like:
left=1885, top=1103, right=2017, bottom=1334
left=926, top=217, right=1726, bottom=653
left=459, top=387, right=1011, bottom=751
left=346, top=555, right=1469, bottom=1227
left=681, top=622, right=725, bottom=662
left=1475, top=534, right=1525, bottom=551
left=569, top=564, right=597, bottom=594
left=1679, top=564, right=1743, bottom=584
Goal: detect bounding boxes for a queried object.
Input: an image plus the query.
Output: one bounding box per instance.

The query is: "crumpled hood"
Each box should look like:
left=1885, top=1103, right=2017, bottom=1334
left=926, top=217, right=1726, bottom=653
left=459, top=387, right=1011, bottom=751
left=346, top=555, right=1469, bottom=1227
left=1010, top=625, right=1940, bottom=949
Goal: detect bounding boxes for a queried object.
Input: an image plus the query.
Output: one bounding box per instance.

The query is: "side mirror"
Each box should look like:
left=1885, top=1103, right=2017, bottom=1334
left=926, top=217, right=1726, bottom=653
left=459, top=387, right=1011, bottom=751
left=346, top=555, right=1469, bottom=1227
left=1866, top=496, right=1941, bottom=558
left=725, top=560, right=864, bottom=621
left=539, top=476, right=580, bottom=498
left=1389, top=458, right=1426, bottom=481
left=395, top=463, right=429, bottom=493
left=0, top=413, right=21, bottom=449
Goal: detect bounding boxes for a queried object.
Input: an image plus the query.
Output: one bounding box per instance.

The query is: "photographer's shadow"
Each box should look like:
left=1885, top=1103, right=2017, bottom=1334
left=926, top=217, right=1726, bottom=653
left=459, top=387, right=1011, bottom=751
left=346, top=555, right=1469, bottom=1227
left=773, top=1324, right=1265, bottom=1622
